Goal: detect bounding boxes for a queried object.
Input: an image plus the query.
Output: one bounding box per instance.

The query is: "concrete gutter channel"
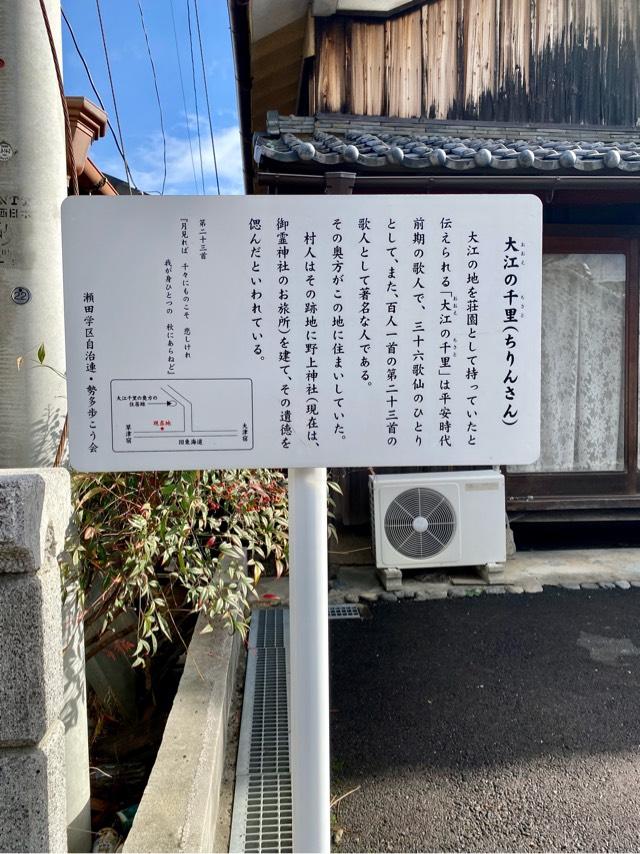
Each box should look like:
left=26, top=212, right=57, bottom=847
left=122, top=546, right=640, bottom=852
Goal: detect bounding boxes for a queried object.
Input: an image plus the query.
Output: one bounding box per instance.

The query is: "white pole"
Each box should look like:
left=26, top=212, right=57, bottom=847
left=288, top=466, right=331, bottom=854
left=0, top=0, right=67, bottom=467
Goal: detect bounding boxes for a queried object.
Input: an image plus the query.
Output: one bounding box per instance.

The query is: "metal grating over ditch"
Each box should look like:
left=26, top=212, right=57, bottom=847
left=230, top=609, right=292, bottom=853
left=328, top=603, right=361, bottom=620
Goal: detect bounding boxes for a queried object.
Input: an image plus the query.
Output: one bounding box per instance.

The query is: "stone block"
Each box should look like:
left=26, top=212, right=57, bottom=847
left=506, top=520, right=517, bottom=558
left=376, top=566, right=402, bottom=591
left=479, top=562, right=506, bottom=583
left=0, top=567, right=63, bottom=746
left=0, top=721, right=67, bottom=853
left=523, top=582, right=544, bottom=594
left=420, top=584, right=449, bottom=600
left=0, top=469, right=70, bottom=574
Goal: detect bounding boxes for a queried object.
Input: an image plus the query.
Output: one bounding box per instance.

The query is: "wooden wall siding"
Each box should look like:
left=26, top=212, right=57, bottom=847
left=386, top=11, right=423, bottom=117
left=314, top=0, right=640, bottom=125
left=251, top=17, right=307, bottom=133
left=350, top=23, right=386, bottom=115
left=422, top=0, right=459, bottom=120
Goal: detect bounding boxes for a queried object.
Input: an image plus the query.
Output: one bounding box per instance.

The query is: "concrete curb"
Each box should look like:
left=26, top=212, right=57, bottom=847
left=123, top=615, right=243, bottom=853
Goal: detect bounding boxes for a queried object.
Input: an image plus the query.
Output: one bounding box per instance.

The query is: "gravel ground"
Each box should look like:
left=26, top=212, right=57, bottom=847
left=329, top=588, right=640, bottom=852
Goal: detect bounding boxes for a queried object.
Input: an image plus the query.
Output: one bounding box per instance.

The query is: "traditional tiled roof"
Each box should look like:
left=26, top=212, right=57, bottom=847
left=254, top=112, right=640, bottom=173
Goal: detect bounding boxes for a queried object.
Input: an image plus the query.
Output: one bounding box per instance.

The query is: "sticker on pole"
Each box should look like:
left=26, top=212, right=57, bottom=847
left=62, top=194, right=542, bottom=471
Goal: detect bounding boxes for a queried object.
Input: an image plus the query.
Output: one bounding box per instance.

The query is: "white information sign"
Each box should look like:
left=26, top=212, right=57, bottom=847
left=62, top=195, right=542, bottom=471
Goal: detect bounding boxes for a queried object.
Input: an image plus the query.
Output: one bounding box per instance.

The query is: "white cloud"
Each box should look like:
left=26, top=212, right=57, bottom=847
left=104, top=123, right=244, bottom=196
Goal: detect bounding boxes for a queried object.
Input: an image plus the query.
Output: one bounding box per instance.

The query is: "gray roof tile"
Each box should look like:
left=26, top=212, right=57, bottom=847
left=254, top=114, right=640, bottom=174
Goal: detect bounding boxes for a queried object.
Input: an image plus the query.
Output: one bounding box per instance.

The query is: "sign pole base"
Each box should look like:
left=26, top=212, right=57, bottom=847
left=288, top=466, right=331, bottom=854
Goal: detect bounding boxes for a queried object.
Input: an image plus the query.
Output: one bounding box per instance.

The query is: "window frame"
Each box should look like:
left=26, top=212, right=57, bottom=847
left=506, top=233, right=640, bottom=512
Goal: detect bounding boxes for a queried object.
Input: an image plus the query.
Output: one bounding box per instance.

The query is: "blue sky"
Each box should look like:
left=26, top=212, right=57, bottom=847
left=61, top=0, right=243, bottom=195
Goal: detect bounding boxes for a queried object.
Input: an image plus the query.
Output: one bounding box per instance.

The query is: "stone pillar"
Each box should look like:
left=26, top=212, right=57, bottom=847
left=0, top=469, right=72, bottom=853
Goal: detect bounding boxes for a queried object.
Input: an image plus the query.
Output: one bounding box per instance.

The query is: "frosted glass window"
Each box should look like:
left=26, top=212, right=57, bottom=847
left=510, top=253, right=625, bottom=473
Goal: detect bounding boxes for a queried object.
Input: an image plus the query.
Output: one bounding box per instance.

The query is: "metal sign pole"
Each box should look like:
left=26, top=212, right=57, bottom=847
left=288, top=466, right=331, bottom=853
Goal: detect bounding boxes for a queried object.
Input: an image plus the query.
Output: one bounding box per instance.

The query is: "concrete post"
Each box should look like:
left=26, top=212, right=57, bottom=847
left=0, top=469, right=73, bottom=853
left=0, top=0, right=67, bottom=467
left=62, top=586, right=92, bottom=853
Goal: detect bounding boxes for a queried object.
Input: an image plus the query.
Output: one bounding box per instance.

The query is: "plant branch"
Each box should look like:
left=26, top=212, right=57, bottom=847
left=85, top=624, right=136, bottom=661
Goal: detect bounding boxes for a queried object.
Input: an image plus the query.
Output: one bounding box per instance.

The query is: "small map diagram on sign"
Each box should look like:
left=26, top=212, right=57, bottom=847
left=110, top=378, right=253, bottom=453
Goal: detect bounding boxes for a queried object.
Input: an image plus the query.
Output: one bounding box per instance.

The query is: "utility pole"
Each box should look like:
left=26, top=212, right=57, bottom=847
left=0, top=0, right=67, bottom=467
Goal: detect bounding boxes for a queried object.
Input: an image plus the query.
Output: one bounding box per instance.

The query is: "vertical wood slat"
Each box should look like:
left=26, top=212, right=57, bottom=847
left=422, top=0, right=459, bottom=119
left=349, top=21, right=385, bottom=116
left=385, top=9, right=422, bottom=118
left=316, top=18, right=347, bottom=113
left=462, top=0, right=497, bottom=114
left=498, top=0, right=530, bottom=94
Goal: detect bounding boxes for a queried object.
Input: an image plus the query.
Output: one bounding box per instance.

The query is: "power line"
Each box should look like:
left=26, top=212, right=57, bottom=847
left=170, top=0, right=199, bottom=194
left=94, top=0, right=134, bottom=193
left=61, top=7, right=132, bottom=178
left=193, top=0, right=220, bottom=195
left=186, top=0, right=205, bottom=194
left=137, top=0, right=167, bottom=195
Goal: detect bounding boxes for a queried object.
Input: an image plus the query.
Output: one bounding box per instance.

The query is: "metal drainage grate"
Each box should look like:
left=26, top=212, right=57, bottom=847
left=230, top=609, right=292, bottom=853
left=328, top=603, right=361, bottom=620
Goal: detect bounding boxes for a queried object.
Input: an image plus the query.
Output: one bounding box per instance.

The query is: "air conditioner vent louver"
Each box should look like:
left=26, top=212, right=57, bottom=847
left=383, top=487, right=456, bottom=559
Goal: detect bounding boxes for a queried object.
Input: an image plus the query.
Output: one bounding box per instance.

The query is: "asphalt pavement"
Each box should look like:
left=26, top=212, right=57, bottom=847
left=329, top=588, right=640, bottom=852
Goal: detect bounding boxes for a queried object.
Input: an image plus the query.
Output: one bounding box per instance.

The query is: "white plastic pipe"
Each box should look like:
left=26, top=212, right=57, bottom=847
left=288, top=466, right=331, bottom=853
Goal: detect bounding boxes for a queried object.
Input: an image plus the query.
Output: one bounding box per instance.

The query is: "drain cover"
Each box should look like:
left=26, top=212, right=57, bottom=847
left=230, top=609, right=292, bottom=853
left=328, top=604, right=361, bottom=620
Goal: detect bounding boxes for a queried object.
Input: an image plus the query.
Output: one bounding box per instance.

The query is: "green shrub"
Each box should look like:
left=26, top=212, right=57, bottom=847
left=62, top=468, right=288, bottom=666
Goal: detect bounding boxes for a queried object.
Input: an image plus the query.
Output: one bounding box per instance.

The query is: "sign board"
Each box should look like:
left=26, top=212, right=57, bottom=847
left=62, top=195, right=542, bottom=471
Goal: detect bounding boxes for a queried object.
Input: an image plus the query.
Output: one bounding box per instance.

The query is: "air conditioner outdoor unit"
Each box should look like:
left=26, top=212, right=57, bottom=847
left=370, top=470, right=506, bottom=571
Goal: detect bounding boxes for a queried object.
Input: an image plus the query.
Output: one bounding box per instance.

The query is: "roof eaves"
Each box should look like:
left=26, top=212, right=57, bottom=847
left=254, top=113, right=640, bottom=176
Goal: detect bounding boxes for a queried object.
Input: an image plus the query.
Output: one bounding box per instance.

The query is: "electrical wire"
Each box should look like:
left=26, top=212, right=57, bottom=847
left=39, top=0, right=79, bottom=195
left=170, top=0, right=199, bottom=194
left=137, top=0, right=167, bottom=195
left=94, top=0, right=134, bottom=193
left=186, top=0, right=206, bottom=194
left=193, top=0, right=220, bottom=195
left=61, top=7, right=132, bottom=179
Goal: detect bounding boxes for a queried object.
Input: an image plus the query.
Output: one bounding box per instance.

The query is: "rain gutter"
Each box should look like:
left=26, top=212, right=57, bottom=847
left=257, top=170, right=640, bottom=193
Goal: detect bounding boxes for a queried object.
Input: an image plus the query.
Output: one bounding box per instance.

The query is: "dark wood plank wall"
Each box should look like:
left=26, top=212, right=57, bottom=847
left=314, top=0, right=640, bottom=125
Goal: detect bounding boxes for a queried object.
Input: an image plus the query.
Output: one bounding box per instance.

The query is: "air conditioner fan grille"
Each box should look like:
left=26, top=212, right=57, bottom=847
left=384, top=487, right=456, bottom=559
